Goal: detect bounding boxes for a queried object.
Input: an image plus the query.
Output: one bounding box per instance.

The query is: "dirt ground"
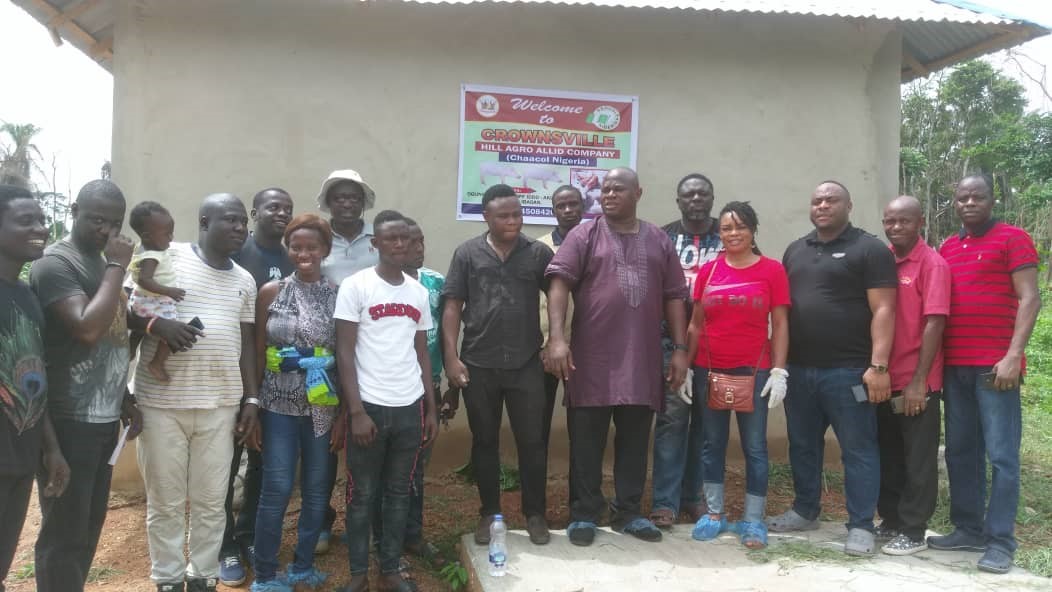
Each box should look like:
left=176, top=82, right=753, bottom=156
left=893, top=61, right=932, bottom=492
left=4, top=463, right=847, bottom=592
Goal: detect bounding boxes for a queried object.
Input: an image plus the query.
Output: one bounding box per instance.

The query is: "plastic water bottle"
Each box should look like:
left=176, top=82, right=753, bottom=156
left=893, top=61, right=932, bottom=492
left=488, top=514, right=508, bottom=577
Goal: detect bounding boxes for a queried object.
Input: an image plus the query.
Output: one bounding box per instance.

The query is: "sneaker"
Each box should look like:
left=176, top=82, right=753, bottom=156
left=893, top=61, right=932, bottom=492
left=977, top=548, right=1014, bottom=574
left=526, top=515, right=551, bottom=545
left=691, top=514, right=728, bottom=541
left=219, top=554, right=246, bottom=587
left=567, top=521, right=597, bottom=547
left=873, top=523, right=900, bottom=541
left=926, top=530, right=986, bottom=552
left=157, top=583, right=185, bottom=592
left=314, top=531, right=331, bottom=555
left=186, top=577, right=218, bottom=592
left=882, top=534, right=928, bottom=556
left=766, top=509, right=820, bottom=533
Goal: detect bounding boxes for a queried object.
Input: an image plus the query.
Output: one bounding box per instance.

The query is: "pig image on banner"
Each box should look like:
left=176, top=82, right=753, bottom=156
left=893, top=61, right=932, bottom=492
left=520, top=165, right=563, bottom=190
left=457, top=83, right=639, bottom=225
left=479, top=161, right=521, bottom=185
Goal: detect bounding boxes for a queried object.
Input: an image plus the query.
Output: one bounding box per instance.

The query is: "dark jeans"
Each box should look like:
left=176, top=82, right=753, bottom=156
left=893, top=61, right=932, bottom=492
left=253, top=411, right=334, bottom=582
left=220, top=443, right=262, bottom=558
left=373, top=384, right=441, bottom=547
left=651, top=351, right=704, bottom=514
left=35, top=419, right=118, bottom=592
left=568, top=405, right=654, bottom=525
left=0, top=473, right=34, bottom=589
left=876, top=391, right=941, bottom=540
left=346, top=399, right=423, bottom=576
left=462, top=357, right=547, bottom=518
left=785, top=365, right=879, bottom=531
left=943, top=366, right=1022, bottom=554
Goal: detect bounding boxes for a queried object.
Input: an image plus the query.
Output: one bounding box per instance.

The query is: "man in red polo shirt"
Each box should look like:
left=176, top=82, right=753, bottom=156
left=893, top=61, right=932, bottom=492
left=878, top=195, right=950, bottom=556
left=930, top=174, right=1041, bottom=574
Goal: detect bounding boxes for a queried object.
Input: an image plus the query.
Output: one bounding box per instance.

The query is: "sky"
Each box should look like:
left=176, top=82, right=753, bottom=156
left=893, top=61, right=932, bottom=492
left=0, top=1, right=1051, bottom=195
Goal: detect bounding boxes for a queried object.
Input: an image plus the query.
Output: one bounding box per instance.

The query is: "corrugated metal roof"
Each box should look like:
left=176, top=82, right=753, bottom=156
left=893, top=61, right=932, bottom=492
left=8, top=0, right=1049, bottom=80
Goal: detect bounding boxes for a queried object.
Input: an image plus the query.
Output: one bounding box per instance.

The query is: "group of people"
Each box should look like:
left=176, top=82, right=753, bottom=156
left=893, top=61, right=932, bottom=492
left=0, top=165, right=1039, bottom=592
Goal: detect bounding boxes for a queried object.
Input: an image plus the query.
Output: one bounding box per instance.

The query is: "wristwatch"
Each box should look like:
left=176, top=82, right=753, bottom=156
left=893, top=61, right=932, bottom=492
left=672, top=344, right=689, bottom=352
left=869, top=364, right=888, bottom=373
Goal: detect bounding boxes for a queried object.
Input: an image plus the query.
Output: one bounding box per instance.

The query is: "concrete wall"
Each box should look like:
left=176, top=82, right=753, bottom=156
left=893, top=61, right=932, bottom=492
left=108, top=0, right=902, bottom=491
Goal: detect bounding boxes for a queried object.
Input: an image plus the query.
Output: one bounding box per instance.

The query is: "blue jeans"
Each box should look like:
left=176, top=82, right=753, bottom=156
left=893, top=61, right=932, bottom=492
left=943, top=366, right=1022, bottom=554
left=253, top=410, right=334, bottom=582
left=651, top=352, right=704, bottom=514
left=697, top=368, right=770, bottom=515
left=784, top=365, right=879, bottom=531
left=346, top=399, right=423, bottom=576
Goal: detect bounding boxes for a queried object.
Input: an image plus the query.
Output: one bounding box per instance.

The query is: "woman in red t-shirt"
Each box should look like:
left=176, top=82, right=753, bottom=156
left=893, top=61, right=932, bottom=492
left=685, top=201, right=790, bottom=549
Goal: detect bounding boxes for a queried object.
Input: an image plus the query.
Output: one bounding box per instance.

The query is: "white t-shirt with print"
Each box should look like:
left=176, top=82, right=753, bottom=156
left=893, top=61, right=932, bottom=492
left=334, top=267, right=432, bottom=406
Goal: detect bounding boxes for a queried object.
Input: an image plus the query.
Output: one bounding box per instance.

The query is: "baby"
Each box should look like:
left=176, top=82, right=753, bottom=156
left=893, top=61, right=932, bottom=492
left=128, top=201, right=185, bottom=381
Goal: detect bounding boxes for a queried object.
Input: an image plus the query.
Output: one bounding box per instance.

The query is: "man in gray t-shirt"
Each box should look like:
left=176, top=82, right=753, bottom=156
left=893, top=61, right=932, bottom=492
left=29, top=179, right=140, bottom=591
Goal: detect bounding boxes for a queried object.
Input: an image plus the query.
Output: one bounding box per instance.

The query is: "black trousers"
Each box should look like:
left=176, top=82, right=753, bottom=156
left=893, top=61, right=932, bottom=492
left=0, top=472, right=34, bottom=590
left=463, top=356, right=547, bottom=518
left=542, top=372, right=560, bottom=451
left=35, top=419, right=117, bottom=592
left=568, top=405, right=654, bottom=526
left=220, top=443, right=262, bottom=557
left=876, top=392, right=942, bottom=540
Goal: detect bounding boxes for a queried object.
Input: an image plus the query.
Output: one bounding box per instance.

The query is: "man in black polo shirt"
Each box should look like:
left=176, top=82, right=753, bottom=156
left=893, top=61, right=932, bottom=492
left=768, top=180, right=897, bottom=556
left=442, top=184, right=554, bottom=546
left=218, top=187, right=294, bottom=586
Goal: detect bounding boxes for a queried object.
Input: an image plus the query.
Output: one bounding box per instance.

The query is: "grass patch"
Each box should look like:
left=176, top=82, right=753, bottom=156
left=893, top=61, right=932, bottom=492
left=11, top=563, right=34, bottom=580
left=86, top=566, right=123, bottom=584
left=1017, top=547, right=1052, bottom=578
left=746, top=541, right=867, bottom=565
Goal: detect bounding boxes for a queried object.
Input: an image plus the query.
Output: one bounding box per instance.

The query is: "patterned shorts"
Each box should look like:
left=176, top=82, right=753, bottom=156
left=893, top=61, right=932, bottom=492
left=130, top=289, right=178, bottom=319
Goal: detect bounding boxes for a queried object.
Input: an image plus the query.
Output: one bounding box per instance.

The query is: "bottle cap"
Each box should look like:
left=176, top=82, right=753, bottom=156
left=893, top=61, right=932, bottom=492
left=494, top=514, right=504, bottom=521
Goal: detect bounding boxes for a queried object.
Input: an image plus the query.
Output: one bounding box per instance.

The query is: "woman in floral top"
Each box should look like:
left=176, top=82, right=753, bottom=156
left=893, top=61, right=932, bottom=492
left=250, top=214, right=340, bottom=592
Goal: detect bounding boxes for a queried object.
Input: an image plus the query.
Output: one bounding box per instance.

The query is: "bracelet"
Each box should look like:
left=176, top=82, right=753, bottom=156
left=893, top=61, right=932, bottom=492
left=244, top=397, right=260, bottom=406
left=672, top=344, right=688, bottom=352
left=105, top=261, right=126, bottom=272
left=146, top=316, right=158, bottom=336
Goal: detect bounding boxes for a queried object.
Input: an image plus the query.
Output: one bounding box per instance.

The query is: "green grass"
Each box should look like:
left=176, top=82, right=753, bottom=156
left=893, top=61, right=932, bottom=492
left=86, top=566, right=123, bottom=584
left=747, top=541, right=868, bottom=566
left=10, top=563, right=34, bottom=580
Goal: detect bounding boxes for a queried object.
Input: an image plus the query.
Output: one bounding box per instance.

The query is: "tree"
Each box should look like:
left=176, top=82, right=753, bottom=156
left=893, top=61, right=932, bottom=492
left=899, top=60, right=1051, bottom=249
left=0, top=122, right=45, bottom=188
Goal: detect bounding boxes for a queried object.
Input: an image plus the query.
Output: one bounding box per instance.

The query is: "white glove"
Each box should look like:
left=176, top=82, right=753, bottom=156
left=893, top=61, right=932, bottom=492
left=677, top=368, right=694, bottom=405
left=761, top=368, right=789, bottom=409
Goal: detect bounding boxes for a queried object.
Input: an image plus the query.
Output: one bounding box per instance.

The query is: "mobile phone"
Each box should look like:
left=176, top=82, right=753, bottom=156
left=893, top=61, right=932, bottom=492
left=890, top=395, right=905, bottom=414
left=851, top=383, right=868, bottom=403
left=979, top=372, right=996, bottom=389
left=188, top=317, right=205, bottom=330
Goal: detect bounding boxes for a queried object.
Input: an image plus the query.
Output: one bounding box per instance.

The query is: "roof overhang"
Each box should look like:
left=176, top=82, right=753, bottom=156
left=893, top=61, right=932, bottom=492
left=8, top=0, right=1049, bottom=82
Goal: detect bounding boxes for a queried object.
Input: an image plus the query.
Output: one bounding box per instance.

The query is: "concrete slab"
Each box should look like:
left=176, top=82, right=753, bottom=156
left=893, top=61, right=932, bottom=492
left=459, top=522, right=1049, bottom=592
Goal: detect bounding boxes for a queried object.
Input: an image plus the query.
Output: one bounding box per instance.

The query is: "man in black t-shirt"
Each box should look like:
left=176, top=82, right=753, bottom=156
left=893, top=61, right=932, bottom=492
left=769, top=181, right=897, bottom=557
left=0, top=185, right=69, bottom=589
left=219, top=187, right=294, bottom=586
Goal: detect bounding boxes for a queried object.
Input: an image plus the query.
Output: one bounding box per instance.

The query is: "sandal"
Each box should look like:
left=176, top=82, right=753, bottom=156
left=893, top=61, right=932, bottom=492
left=845, top=527, right=875, bottom=556
left=649, top=508, right=676, bottom=530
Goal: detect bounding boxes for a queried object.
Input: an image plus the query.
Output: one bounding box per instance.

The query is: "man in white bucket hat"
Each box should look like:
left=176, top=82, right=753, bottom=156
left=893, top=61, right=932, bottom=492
left=315, top=169, right=379, bottom=554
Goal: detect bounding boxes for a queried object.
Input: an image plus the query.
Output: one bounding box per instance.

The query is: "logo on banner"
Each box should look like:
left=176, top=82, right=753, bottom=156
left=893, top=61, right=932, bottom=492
left=588, top=106, right=621, bottom=131
left=476, top=95, right=500, bottom=118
